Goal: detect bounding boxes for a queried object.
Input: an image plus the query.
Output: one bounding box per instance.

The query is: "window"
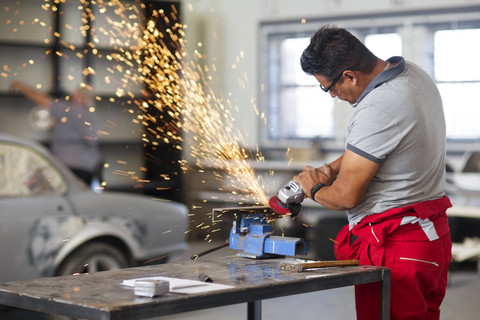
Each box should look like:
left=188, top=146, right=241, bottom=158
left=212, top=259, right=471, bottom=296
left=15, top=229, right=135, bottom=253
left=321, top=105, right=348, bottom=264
left=260, top=27, right=401, bottom=150
left=434, top=28, right=480, bottom=139
left=275, top=37, right=334, bottom=139
left=364, top=33, right=402, bottom=60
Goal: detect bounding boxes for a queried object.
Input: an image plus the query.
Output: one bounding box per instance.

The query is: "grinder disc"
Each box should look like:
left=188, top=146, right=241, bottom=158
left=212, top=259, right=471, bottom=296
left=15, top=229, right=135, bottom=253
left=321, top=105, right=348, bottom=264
left=269, top=196, right=290, bottom=215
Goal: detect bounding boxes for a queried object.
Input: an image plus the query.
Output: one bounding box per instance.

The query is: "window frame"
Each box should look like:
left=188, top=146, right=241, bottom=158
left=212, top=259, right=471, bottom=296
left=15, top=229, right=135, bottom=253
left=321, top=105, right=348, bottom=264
left=428, top=22, right=480, bottom=143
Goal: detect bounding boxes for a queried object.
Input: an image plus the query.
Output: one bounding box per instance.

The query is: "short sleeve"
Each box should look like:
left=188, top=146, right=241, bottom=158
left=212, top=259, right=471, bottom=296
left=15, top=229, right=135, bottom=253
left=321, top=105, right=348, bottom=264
left=346, top=100, right=401, bottom=163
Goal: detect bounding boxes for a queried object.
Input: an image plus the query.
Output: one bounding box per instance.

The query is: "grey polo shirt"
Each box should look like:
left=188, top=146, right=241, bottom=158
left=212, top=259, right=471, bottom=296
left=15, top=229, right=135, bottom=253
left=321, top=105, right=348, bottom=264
left=50, top=100, right=101, bottom=172
left=346, top=56, right=447, bottom=227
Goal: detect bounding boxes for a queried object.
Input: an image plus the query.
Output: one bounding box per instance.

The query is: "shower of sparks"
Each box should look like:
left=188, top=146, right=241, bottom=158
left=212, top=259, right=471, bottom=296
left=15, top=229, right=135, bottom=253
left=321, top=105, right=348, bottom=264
left=3, top=0, right=277, bottom=241
left=98, top=1, right=270, bottom=206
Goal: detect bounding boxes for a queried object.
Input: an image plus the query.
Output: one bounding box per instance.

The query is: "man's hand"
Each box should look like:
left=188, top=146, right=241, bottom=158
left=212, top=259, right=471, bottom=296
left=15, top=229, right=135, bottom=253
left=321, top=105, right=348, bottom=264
left=9, top=81, right=51, bottom=108
left=293, top=150, right=380, bottom=210
left=293, top=163, right=334, bottom=196
left=10, top=81, right=25, bottom=93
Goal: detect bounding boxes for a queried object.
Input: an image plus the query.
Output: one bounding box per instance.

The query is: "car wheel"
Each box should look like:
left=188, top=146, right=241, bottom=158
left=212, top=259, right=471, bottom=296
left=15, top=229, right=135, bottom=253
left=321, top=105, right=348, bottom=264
left=55, top=242, right=131, bottom=276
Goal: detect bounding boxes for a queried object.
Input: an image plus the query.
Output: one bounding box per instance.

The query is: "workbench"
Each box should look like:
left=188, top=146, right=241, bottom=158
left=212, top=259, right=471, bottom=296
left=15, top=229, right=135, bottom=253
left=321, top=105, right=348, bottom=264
left=0, top=255, right=390, bottom=320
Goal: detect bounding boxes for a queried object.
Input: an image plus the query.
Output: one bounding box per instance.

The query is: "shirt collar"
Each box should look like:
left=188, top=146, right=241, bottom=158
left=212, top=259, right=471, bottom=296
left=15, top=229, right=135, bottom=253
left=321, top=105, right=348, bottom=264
left=352, top=56, right=406, bottom=107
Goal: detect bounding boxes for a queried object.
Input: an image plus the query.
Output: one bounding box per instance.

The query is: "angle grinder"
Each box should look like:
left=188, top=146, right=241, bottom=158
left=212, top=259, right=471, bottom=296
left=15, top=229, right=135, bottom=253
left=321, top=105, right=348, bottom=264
left=269, top=180, right=304, bottom=217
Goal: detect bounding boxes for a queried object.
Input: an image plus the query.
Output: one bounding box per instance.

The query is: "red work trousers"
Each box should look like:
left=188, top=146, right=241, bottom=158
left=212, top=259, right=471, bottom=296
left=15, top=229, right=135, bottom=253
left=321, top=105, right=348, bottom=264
left=353, top=232, right=452, bottom=320
left=334, top=197, right=452, bottom=320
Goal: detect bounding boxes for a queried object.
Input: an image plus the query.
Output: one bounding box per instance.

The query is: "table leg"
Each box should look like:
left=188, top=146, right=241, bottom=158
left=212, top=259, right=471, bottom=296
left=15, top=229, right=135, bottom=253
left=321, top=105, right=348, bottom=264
left=247, top=300, right=262, bottom=320
left=380, top=268, right=391, bottom=320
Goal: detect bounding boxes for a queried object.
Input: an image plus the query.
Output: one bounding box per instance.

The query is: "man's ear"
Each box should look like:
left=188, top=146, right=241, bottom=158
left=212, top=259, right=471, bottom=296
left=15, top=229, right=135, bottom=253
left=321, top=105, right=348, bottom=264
left=343, top=70, right=358, bottom=84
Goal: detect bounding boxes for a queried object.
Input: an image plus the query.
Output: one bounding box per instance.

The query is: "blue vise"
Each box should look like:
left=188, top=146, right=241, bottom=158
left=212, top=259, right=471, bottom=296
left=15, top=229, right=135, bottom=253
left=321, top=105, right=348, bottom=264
left=219, top=207, right=307, bottom=259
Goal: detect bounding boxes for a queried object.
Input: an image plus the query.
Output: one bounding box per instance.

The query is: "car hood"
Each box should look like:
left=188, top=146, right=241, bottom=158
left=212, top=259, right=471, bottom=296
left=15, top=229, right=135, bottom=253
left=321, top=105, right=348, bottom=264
left=68, top=190, right=187, bottom=219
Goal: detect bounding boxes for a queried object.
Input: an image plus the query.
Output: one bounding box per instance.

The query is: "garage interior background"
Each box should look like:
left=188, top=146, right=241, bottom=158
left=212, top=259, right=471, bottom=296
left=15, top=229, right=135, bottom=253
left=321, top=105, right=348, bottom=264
left=1, top=0, right=480, bottom=245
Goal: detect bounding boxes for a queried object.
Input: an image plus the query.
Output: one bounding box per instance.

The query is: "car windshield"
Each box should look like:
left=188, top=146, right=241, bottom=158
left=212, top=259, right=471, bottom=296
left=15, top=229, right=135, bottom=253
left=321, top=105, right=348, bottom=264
left=0, top=142, right=67, bottom=197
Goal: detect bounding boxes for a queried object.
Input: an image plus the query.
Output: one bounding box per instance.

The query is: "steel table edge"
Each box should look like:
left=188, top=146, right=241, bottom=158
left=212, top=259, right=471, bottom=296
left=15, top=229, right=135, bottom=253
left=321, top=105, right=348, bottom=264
left=0, top=266, right=390, bottom=320
left=114, top=267, right=390, bottom=320
left=0, top=289, right=116, bottom=320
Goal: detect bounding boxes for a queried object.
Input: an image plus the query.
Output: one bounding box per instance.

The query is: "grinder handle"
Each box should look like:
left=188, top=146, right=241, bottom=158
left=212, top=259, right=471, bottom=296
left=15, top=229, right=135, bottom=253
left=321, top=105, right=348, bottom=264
left=297, top=259, right=359, bottom=268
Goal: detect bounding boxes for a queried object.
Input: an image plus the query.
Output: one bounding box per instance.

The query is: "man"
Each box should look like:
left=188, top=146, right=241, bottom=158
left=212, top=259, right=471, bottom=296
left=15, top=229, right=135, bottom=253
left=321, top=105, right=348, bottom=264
left=293, top=26, right=451, bottom=320
left=11, top=81, right=102, bottom=186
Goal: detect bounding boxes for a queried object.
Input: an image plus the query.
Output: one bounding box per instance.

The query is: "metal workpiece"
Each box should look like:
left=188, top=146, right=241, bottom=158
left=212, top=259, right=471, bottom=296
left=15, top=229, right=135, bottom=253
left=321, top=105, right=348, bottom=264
left=0, top=256, right=390, bottom=320
left=212, top=206, right=277, bottom=223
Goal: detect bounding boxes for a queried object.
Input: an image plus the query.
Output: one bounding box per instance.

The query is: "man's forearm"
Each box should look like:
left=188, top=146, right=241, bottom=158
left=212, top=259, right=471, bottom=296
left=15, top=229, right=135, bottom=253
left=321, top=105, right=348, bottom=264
left=300, top=149, right=379, bottom=211
left=313, top=183, right=358, bottom=211
left=327, top=155, right=343, bottom=178
left=11, top=82, right=51, bottom=108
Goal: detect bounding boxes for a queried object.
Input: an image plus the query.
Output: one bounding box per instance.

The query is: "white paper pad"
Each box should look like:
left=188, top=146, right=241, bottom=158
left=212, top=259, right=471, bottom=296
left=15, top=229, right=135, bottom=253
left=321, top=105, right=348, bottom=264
left=122, top=276, right=233, bottom=294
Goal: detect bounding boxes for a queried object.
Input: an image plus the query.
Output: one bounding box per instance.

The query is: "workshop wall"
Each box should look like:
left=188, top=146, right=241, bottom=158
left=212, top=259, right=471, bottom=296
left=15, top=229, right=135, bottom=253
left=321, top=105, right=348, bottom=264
left=181, top=0, right=480, bottom=152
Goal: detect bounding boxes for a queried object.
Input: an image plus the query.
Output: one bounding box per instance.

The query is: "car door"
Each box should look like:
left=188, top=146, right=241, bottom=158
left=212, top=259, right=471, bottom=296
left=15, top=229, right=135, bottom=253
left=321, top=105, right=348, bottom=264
left=0, top=141, right=76, bottom=282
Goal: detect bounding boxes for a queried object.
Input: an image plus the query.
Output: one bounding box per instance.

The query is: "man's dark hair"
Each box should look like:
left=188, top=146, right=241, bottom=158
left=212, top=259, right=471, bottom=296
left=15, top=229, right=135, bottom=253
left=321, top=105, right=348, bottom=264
left=300, top=25, right=378, bottom=79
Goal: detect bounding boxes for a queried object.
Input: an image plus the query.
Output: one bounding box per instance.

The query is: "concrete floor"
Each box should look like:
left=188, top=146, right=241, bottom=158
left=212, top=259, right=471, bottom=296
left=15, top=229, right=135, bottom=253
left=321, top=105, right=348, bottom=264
left=2, top=240, right=479, bottom=320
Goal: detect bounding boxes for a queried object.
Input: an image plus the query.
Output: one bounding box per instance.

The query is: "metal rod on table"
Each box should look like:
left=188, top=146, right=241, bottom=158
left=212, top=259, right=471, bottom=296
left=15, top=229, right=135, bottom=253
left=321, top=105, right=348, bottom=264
left=190, top=241, right=229, bottom=260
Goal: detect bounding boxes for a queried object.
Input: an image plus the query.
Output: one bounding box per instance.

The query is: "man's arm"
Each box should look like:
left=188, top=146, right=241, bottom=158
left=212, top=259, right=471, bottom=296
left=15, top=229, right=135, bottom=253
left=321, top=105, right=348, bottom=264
left=324, top=154, right=343, bottom=179
left=10, top=81, right=51, bottom=108
left=293, top=149, right=379, bottom=211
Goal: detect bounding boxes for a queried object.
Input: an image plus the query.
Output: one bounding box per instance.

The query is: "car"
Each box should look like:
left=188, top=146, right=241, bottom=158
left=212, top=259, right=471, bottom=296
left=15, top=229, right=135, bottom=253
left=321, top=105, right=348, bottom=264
left=0, top=134, right=189, bottom=282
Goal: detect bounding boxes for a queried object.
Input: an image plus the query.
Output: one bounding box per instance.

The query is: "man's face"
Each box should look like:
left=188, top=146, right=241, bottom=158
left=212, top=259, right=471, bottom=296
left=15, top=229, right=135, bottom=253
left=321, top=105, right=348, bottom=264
left=72, top=88, right=92, bottom=107
left=72, top=89, right=85, bottom=105
left=315, top=73, right=357, bottom=105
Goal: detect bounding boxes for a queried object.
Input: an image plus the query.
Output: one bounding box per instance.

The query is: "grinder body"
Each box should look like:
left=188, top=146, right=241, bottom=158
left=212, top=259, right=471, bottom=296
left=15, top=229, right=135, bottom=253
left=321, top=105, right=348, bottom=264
left=270, top=180, right=304, bottom=216
left=278, top=180, right=304, bottom=205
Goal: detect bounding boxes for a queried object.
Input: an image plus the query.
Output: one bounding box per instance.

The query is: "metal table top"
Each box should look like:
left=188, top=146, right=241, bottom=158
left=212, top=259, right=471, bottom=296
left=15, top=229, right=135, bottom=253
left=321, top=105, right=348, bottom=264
left=0, top=255, right=390, bottom=320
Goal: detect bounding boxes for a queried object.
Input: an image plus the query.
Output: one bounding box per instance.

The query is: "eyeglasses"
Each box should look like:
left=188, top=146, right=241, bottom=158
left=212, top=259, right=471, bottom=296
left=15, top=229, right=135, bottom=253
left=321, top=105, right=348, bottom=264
left=319, top=67, right=356, bottom=93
